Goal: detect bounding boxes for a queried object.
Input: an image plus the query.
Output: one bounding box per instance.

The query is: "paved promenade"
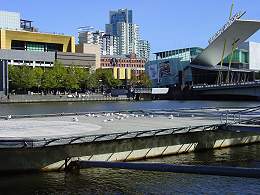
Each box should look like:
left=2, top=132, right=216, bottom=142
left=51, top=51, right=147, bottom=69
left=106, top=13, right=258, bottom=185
left=0, top=109, right=226, bottom=139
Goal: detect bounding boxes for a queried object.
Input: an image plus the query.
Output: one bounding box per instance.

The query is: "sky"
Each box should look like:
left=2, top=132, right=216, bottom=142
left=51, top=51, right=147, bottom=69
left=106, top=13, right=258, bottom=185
left=1, top=0, right=260, bottom=55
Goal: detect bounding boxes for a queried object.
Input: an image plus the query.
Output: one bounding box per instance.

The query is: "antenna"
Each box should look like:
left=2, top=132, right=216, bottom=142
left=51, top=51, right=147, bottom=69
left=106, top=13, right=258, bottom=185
left=217, top=0, right=235, bottom=84
left=77, top=26, right=94, bottom=32
left=229, top=0, right=234, bottom=19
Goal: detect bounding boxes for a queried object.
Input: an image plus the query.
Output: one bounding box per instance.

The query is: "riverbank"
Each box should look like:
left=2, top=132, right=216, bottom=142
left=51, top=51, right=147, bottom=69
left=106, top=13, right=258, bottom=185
left=0, top=94, right=132, bottom=104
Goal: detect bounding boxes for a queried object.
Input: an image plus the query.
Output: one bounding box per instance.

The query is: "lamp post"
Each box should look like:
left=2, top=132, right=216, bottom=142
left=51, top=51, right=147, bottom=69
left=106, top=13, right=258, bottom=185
left=99, top=79, right=102, bottom=93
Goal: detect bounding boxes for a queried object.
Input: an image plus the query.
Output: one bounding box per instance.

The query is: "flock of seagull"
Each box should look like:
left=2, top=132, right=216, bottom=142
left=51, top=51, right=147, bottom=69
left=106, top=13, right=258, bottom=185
left=72, top=112, right=181, bottom=123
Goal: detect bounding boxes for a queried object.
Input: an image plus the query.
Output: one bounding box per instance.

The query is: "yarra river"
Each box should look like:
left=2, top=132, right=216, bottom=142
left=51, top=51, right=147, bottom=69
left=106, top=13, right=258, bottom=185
left=0, top=100, right=260, bottom=194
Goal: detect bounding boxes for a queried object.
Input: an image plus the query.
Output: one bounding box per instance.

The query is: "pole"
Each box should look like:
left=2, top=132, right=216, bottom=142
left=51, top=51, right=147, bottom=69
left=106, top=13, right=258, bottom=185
left=226, top=41, right=236, bottom=83
left=217, top=40, right=226, bottom=84
left=70, top=160, right=260, bottom=178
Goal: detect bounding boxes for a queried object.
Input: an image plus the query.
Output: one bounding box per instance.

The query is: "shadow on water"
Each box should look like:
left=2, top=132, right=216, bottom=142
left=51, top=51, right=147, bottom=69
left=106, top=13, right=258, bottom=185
left=0, top=144, right=260, bottom=194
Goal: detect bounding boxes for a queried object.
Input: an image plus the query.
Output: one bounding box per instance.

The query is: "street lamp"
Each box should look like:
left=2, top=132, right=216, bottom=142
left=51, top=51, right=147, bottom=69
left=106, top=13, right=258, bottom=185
left=99, top=79, right=102, bottom=93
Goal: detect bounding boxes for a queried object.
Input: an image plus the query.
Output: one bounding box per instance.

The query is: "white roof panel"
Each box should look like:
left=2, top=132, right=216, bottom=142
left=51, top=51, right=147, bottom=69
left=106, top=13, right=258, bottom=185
left=192, top=20, right=260, bottom=66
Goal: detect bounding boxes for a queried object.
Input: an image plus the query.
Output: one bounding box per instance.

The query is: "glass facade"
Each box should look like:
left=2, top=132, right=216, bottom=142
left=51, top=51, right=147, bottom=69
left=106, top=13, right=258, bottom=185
left=224, top=49, right=249, bottom=64
left=110, top=9, right=132, bottom=25
left=27, top=42, right=45, bottom=52
left=11, top=40, right=63, bottom=52
left=107, top=9, right=133, bottom=37
left=155, top=47, right=203, bottom=61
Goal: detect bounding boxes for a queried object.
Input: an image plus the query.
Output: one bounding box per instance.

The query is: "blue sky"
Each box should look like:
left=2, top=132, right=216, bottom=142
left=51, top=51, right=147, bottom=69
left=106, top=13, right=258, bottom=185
left=1, top=0, right=260, bottom=54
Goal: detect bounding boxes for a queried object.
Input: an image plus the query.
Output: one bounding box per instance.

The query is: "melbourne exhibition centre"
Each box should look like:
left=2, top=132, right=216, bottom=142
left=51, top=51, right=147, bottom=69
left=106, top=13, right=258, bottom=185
left=146, top=11, right=260, bottom=99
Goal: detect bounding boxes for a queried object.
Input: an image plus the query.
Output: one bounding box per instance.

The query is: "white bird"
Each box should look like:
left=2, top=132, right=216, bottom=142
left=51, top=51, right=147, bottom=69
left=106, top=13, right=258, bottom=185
left=6, top=115, right=12, bottom=120
left=72, top=117, right=79, bottom=122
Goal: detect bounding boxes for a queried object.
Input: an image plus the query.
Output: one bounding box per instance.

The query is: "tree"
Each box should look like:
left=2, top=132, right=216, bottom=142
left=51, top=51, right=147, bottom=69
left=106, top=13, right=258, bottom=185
left=95, top=68, right=122, bottom=89
left=52, top=61, right=67, bottom=89
left=75, top=67, right=90, bottom=91
left=129, top=72, right=152, bottom=88
left=139, top=72, right=152, bottom=88
left=87, top=73, right=98, bottom=89
left=64, top=66, right=80, bottom=90
left=9, top=65, right=36, bottom=93
left=33, top=67, right=44, bottom=91
left=42, top=68, right=57, bottom=91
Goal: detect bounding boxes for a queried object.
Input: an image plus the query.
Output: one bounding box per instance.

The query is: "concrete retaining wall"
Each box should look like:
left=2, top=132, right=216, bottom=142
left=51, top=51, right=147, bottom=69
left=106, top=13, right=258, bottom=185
left=0, top=130, right=259, bottom=172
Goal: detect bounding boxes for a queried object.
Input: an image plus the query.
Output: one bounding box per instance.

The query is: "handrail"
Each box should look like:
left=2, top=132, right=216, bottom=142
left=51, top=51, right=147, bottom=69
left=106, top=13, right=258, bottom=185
left=0, top=124, right=221, bottom=149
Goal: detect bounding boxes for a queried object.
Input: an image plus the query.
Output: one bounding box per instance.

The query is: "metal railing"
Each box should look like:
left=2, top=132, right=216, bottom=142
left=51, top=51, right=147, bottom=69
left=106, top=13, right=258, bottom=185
left=134, top=88, right=152, bottom=94
left=0, top=124, right=220, bottom=149
left=192, top=81, right=260, bottom=89
left=220, top=105, right=260, bottom=125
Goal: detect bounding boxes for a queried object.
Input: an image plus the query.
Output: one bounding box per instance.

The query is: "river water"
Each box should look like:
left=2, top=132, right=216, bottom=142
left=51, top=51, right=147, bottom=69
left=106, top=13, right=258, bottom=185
left=0, top=100, right=260, bottom=194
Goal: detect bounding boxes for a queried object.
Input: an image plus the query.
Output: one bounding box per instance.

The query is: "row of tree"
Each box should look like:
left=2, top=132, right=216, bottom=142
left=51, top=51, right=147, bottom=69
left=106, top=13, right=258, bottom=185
left=8, top=61, right=151, bottom=94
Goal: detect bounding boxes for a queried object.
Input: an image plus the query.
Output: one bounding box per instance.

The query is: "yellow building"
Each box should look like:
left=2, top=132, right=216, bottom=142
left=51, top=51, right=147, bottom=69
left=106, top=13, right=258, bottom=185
left=113, top=67, right=132, bottom=80
left=0, top=29, right=75, bottom=53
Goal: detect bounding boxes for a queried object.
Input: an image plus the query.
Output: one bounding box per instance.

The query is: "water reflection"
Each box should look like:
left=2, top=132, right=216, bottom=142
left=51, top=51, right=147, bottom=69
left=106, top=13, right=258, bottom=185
left=0, top=145, right=260, bottom=194
left=0, top=100, right=259, bottom=116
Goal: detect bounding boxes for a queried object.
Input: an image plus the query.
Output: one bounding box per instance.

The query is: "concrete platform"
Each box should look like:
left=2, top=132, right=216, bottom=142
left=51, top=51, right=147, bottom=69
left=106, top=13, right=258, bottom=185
left=0, top=112, right=222, bottom=139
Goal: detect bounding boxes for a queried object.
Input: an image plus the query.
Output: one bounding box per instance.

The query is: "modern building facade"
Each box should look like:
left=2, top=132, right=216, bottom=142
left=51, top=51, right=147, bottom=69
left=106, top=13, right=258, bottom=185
left=154, top=47, right=203, bottom=61
left=76, top=43, right=100, bottom=70
left=222, top=48, right=249, bottom=69
left=105, top=9, right=148, bottom=57
left=138, top=40, right=150, bottom=60
left=78, top=30, right=118, bottom=56
left=56, top=52, right=96, bottom=68
left=102, top=34, right=118, bottom=55
left=0, top=29, right=75, bottom=53
left=106, top=9, right=133, bottom=36
left=101, top=53, right=146, bottom=80
left=0, top=49, right=55, bottom=67
left=0, top=11, right=102, bottom=70
left=78, top=9, right=150, bottom=59
left=146, top=14, right=260, bottom=88
left=238, top=42, right=260, bottom=70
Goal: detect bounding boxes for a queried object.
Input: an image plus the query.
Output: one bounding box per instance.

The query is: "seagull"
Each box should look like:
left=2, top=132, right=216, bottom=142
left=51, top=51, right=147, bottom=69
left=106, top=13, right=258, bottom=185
left=72, top=117, right=79, bottom=122
left=6, top=115, right=12, bottom=120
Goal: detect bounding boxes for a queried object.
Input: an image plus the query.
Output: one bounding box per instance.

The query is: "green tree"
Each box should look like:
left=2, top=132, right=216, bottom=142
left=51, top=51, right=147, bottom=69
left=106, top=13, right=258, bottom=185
left=95, top=68, right=122, bottom=88
left=33, top=67, right=44, bottom=91
left=42, top=68, right=57, bottom=91
left=129, top=72, right=152, bottom=88
left=52, top=61, right=67, bottom=89
left=9, top=65, right=36, bottom=92
left=64, top=66, right=80, bottom=90
left=75, top=67, right=90, bottom=90
left=139, top=72, right=152, bottom=87
left=87, top=73, right=98, bottom=89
